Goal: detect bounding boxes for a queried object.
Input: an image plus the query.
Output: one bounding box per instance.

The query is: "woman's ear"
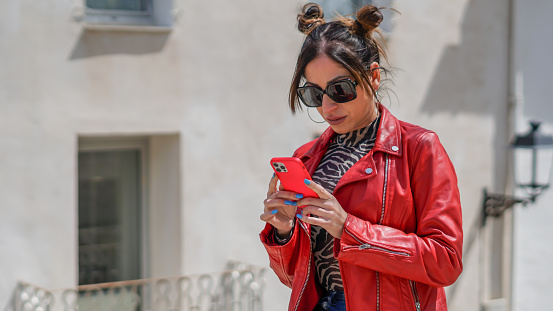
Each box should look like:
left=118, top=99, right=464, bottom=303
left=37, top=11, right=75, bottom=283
left=369, top=62, right=381, bottom=91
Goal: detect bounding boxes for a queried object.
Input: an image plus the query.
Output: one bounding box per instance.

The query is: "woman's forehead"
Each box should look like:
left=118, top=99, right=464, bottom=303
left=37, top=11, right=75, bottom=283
left=304, top=55, right=353, bottom=84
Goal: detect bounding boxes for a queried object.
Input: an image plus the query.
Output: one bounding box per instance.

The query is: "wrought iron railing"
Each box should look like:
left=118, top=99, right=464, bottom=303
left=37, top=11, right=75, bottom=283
left=12, top=261, right=266, bottom=311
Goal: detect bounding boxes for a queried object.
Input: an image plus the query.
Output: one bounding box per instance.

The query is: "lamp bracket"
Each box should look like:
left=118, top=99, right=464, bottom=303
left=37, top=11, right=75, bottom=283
left=482, top=188, right=533, bottom=220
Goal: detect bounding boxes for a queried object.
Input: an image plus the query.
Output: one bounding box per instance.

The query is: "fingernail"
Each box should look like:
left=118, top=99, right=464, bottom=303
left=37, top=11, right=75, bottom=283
left=284, top=200, right=297, bottom=206
left=296, top=214, right=303, bottom=219
left=304, top=179, right=311, bottom=185
left=272, top=173, right=276, bottom=178
left=271, top=209, right=278, bottom=214
left=295, top=194, right=304, bottom=199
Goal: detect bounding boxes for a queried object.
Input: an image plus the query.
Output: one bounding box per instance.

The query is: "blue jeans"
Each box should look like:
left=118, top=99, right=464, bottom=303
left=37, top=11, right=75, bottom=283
left=313, top=290, right=346, bottom=311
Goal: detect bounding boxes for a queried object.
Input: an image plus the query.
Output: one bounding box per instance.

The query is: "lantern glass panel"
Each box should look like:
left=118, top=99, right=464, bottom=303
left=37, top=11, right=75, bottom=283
left=513, top=147, right=553, bottom=193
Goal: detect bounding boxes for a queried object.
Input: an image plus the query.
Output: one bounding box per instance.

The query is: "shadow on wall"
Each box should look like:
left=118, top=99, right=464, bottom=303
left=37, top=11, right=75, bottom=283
left=69, top=30, right=170, bottom=60
left=420, top=0, right=507, bottom=117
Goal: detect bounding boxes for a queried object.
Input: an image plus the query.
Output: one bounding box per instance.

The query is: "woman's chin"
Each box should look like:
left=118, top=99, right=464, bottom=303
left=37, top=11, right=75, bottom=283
left=329, top=124, right=352, bottom=134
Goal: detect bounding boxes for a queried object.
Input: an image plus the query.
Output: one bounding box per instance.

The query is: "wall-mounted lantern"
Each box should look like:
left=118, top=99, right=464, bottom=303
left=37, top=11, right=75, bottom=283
left=482, top=121, right=553, bottom=222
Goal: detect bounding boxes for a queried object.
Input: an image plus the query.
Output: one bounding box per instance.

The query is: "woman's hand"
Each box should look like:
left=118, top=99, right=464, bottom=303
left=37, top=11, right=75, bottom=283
left=260, top=174, right=301, bottom=238
left=297, top=179, right=348, bottom=239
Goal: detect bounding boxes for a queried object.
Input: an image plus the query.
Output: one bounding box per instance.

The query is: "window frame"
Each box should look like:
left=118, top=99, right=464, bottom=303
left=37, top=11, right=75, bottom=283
left=78, top=136, right=151, bottom=281
left=85, top=0, right=153, bottom=16
left=82, top=0, right=173, bottom=31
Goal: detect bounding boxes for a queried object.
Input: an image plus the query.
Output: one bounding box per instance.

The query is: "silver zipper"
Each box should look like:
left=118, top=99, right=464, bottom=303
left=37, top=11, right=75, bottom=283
left=379, top=153, right=389, bottom=225
left=293, top=220, right=312, bottom=311
left=376, top=271, right=381, bottom=311
left=358, top=243, right=410, bottom=256
left=343, top=243, right=410, bottom=257
left=377, top=153, right=389, bottom=311
left=409, top=280, right=421, bottom=311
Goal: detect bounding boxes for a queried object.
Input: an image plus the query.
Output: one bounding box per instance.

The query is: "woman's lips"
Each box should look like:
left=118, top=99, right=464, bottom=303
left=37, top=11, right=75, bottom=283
left=326, top=116, right=346, bottom=125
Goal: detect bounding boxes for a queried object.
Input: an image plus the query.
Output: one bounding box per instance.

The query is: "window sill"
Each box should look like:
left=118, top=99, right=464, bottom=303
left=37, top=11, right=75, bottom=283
left=83, top=23, right=173, bottom=33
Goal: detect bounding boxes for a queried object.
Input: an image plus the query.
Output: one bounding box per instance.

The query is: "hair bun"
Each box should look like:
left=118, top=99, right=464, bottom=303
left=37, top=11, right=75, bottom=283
left=354, top=5, right=383, bottom=37
left=297, top=3, right=325, bottom=35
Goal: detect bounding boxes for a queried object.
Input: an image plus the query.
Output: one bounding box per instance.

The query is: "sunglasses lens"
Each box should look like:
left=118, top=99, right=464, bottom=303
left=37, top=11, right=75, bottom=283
left=328, top=81, right=356, bottom=103
left=298, top=87, right=323, bottom=107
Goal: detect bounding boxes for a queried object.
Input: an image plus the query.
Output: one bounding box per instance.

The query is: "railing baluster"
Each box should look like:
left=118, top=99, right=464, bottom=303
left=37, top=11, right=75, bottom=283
left=177, top=277, right=193, bottom=311
left=61, top=289, right=78, bottom=311
left=154, top=279, right=172, bottom=311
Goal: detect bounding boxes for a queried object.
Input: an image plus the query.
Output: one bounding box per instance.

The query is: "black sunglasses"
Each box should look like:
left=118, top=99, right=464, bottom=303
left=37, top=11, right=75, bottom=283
left=297, top=79, right=358, bottom=107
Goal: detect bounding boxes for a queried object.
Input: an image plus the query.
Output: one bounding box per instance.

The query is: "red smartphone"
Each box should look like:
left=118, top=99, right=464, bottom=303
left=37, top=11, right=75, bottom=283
left=270, top=157, right=318, bottom=198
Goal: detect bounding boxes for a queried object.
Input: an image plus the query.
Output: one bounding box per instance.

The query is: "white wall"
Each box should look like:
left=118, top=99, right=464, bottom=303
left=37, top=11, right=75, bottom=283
left=511, top=0, right=553, bottom=310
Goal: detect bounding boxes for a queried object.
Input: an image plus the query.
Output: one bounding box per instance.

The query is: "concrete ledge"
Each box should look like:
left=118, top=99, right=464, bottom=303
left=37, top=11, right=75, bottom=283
left=82, top=23, right=173, bottom=33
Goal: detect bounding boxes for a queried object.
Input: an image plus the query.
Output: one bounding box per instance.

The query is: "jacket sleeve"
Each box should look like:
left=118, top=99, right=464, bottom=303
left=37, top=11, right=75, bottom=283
left=259, top=219, right=303, bottom=288
left=335, top=132, right=463, bottom=287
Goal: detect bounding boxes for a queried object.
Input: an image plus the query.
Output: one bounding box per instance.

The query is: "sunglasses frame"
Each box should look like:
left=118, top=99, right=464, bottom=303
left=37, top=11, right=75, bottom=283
left=297, top=79, right=359, bottom=108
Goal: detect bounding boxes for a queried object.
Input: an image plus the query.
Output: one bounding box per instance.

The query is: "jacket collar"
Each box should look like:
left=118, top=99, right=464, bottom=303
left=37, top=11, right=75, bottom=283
left=299, top=104, right=403, bottom=163
left=372, top=104, right=403, bottom=157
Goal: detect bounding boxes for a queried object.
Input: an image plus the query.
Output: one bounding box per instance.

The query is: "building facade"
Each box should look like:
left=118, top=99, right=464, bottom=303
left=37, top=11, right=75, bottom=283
left=1, top=1, right=551, bottom=310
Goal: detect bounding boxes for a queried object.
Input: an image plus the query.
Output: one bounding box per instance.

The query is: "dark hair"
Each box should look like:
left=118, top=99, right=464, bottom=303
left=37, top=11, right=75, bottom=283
left=289, top=3, right=390, bottom=113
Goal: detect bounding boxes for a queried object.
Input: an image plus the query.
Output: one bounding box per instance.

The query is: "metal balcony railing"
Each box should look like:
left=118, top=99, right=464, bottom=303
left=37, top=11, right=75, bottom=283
left=12, top=261, right=266, bottom=311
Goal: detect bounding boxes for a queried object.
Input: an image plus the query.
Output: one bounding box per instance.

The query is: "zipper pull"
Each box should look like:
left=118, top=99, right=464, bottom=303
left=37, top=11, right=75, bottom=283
left=359, top=244, right=371, bottom=250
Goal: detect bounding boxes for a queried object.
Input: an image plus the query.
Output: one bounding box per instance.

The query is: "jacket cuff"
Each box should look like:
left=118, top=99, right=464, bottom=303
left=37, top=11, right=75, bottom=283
left=260, top=219, right=299, bottom=247
left=260, top=223, right=278, bottom=245
left=274, top=221, right=295, bottom=245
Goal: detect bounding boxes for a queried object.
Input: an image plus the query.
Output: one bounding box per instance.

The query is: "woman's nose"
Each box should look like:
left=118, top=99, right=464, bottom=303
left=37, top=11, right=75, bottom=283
left=321, top=94, right=338, bottom=113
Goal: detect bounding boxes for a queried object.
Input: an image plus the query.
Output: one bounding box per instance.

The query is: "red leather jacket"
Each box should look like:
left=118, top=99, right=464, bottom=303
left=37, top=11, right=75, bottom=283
left=260, top=105, right=463, bottom=311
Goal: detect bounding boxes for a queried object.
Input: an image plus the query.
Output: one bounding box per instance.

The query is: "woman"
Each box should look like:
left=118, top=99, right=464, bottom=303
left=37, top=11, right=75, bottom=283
left=260, top=3, right=463, bottom=311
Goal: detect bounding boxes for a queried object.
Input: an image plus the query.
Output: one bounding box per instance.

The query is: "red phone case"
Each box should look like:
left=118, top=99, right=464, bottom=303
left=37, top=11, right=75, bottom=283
left=270, top=157, right=318, bottom=198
